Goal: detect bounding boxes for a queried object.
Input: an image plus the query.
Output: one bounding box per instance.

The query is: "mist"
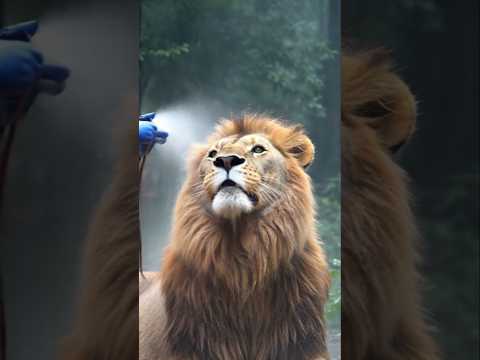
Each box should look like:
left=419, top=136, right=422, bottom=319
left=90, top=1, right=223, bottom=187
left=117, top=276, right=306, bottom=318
left=140, top=99, right=227, bottom=269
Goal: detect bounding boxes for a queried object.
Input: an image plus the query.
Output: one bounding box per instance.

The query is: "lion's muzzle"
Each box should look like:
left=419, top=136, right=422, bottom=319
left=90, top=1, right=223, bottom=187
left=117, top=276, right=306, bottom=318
left=211, top=177, right=257, bottom=219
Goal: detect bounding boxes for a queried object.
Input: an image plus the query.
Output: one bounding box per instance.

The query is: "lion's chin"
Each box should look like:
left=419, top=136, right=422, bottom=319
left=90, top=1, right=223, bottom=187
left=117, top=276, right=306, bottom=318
left=212, top=187, right=254, bottom=219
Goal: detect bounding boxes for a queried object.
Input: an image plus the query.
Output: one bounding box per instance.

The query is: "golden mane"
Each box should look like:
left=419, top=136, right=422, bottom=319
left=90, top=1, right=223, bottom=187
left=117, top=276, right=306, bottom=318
left=148, top=115, right=330, bottom=360
left=341, top=50, right=440, bottom=359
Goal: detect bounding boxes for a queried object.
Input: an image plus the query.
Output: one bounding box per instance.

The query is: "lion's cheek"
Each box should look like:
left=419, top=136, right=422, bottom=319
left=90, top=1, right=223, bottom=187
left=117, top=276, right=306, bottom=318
left=201, top=171, right=219, bottom=200
left=241, top=170, right=261, bottom=195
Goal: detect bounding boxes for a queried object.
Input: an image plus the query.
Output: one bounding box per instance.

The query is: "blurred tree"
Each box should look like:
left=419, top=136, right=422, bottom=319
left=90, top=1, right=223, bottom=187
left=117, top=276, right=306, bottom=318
left=140, top=0, right=338, bottom=179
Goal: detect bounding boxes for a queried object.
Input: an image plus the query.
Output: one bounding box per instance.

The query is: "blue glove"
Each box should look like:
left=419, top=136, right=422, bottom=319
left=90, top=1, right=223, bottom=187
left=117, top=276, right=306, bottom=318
left=139, top=120, right=168, bottom=155
left=0, top=21, right=70, bottom=94
left=1, top=21, right=70, bottom=128
left=0, top=42, right=45, bottom=94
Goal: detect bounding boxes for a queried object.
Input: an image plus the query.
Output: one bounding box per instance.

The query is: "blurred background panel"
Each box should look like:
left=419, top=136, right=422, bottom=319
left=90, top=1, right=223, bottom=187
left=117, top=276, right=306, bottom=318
left=0, top=1, right=138, bottom=359
left=343, top=1, right=479, bottom=359
left=139, top=0, right=341, bottom=356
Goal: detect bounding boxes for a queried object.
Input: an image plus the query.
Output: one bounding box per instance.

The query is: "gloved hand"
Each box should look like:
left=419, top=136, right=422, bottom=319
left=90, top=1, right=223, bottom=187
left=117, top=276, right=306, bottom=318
left=0, top=21, right=70, bottom=127
left=139, top=120, right=168, bottom=155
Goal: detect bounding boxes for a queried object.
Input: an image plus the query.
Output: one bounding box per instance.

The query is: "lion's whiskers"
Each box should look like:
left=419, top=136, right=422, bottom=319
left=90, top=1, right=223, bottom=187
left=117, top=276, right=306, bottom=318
left=258, top=182, right=284, bottom=205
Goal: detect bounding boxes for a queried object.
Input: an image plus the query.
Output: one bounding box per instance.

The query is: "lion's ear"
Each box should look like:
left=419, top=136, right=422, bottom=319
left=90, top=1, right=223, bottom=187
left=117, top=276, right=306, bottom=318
left=343, top=49, right=416, bottom=152
left=285, top=129, right=315, bottom=169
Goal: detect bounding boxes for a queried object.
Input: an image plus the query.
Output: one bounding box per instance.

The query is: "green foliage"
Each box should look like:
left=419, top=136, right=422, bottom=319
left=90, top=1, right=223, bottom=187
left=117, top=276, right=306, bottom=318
left=141, top=0, right=335, bottom=123
left=140, top=43, right=190, bottom=62
left=316, top=176, right=341, bottom=333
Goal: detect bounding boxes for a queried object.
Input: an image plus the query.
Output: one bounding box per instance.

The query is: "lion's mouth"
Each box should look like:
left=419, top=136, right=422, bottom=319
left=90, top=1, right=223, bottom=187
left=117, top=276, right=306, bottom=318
left=220, top=179, right=237, bottom=189
left=218, top=180, right=258, bottom=205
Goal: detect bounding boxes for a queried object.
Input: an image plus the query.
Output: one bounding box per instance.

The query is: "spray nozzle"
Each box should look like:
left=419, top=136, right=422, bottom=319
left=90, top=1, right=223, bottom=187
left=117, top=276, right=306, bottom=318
left=139, top=112, right=156, bottom=122
left=0, top=20, right=38, bottom=41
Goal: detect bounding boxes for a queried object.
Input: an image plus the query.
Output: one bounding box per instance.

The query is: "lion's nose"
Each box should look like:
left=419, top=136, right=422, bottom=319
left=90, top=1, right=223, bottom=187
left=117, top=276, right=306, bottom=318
left=213, top=155, right=245, bottom=172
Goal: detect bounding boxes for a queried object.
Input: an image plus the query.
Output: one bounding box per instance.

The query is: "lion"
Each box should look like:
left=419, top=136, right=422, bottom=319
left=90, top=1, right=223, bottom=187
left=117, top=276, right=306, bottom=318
left=60, top=115, right=330, bottom=360
left=341, top=49, right=440, bottom=359
left=140, top=116, right=331, bottom=360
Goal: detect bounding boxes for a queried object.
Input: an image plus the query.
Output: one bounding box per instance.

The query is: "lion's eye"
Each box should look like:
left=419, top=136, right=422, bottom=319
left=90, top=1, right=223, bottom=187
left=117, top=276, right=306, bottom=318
left=208, top=150, right=218, bottom=158
left=252, top=145, right=266, bottom=154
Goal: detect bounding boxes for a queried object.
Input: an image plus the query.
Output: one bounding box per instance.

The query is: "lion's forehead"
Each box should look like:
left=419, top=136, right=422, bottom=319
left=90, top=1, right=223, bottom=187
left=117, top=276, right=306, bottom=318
left=214, top=133, right=272, bottom=153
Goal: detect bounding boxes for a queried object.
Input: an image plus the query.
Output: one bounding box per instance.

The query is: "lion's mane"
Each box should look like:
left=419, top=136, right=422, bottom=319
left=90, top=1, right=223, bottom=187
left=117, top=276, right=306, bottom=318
left=142, top=116, right=330, bottom=360
left=341, top=49, right=440, bottom=359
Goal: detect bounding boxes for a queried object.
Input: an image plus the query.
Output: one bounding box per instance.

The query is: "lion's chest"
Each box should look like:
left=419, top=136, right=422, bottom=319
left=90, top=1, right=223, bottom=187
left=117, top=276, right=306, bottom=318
left=163, top=263, right=326, bottom=360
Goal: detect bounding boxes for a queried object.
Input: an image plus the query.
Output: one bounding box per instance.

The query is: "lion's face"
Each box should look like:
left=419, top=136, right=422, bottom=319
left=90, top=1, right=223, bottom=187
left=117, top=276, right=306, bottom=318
left=182, top=116, right=314, bottom=221
left=199, top=133, right=287, bottom=219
